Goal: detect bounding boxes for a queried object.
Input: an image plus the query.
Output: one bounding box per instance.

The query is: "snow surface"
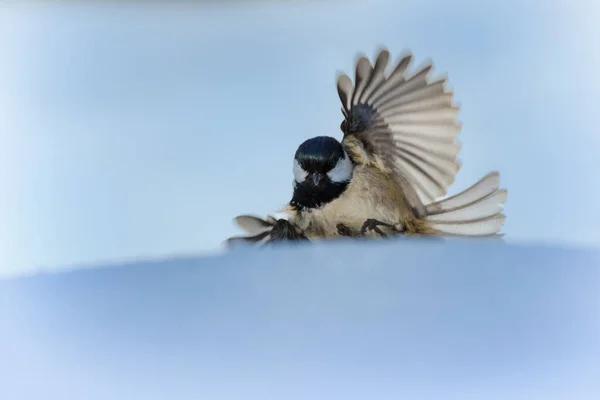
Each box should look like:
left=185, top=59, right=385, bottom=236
left=1, top=238, right=599, bottom=400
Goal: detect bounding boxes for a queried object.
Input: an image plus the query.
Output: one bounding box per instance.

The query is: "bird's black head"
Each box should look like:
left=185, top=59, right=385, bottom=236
left=290, top=136, right=354, bottom=210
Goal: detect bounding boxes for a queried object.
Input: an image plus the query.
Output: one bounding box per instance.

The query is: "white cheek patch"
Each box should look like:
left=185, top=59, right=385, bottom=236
left=293, top=159, right=308, bottom=183
left=327, top=153, right=353, bottom=183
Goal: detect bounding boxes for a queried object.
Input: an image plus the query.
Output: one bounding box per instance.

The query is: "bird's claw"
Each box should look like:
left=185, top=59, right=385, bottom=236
left=337, top=223, right=358, bottom=237
left=360, top=219, right=405, bottom=238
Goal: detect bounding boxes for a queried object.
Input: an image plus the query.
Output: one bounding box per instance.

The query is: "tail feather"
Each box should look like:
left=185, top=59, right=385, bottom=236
left=429, top=214, right=506, bottom=236
left=425, top=172, right=507, bottom=237
left=427, top=189, right=507, bottom=222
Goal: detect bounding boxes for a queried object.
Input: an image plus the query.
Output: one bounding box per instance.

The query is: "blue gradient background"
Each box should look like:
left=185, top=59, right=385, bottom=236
left=1, top=2, right=599, bottom=399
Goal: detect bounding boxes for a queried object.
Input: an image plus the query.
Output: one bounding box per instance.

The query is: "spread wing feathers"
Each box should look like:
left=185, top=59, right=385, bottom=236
left=235, top=215, right=277, bottom=235
left=337, top=48, right=462, bottom=206
left=424, top=172, right=507, bottom=236
left=225, top=215, right=309, bottom=247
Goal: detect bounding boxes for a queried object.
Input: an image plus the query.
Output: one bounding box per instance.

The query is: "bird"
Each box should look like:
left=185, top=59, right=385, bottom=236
left=226, top=47, right=507, bottom=246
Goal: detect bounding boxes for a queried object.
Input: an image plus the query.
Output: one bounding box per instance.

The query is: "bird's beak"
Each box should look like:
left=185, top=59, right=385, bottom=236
left=312, top=172, right=321, bottom=186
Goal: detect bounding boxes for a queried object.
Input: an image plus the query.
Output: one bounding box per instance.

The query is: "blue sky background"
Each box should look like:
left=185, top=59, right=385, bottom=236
left=1, top=0, right=599, bottom=276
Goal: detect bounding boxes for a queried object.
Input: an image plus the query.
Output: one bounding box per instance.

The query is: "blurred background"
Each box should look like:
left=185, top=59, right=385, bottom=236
left=1, top=0, right=599, bottom=277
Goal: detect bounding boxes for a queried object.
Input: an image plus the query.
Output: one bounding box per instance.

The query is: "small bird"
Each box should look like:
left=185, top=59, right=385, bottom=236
left=227, top=47, right=507, bottom=245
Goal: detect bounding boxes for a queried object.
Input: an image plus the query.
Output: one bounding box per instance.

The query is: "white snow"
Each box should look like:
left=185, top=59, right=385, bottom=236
left=0, top=238, right=599, bottom=400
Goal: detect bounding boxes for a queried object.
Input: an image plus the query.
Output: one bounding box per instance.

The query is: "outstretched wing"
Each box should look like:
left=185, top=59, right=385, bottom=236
left=225, top=215, right=310, bottom=247
left=337, top=48, right=462, bottom=214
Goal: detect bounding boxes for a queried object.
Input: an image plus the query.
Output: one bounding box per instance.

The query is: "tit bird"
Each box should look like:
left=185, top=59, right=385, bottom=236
left=227, top=47, right=507, bottom=245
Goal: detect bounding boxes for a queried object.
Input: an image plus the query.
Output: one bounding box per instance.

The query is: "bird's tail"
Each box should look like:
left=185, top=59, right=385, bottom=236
left=424, top=172, right=507, bottom=237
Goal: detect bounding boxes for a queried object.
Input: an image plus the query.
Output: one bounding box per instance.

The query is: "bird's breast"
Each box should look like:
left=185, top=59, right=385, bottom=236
left=297, top=165, right=415, bottom=236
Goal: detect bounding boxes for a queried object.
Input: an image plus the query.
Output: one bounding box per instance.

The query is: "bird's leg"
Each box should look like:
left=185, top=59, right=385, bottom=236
left=360, top=219, right=405, bottom=238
